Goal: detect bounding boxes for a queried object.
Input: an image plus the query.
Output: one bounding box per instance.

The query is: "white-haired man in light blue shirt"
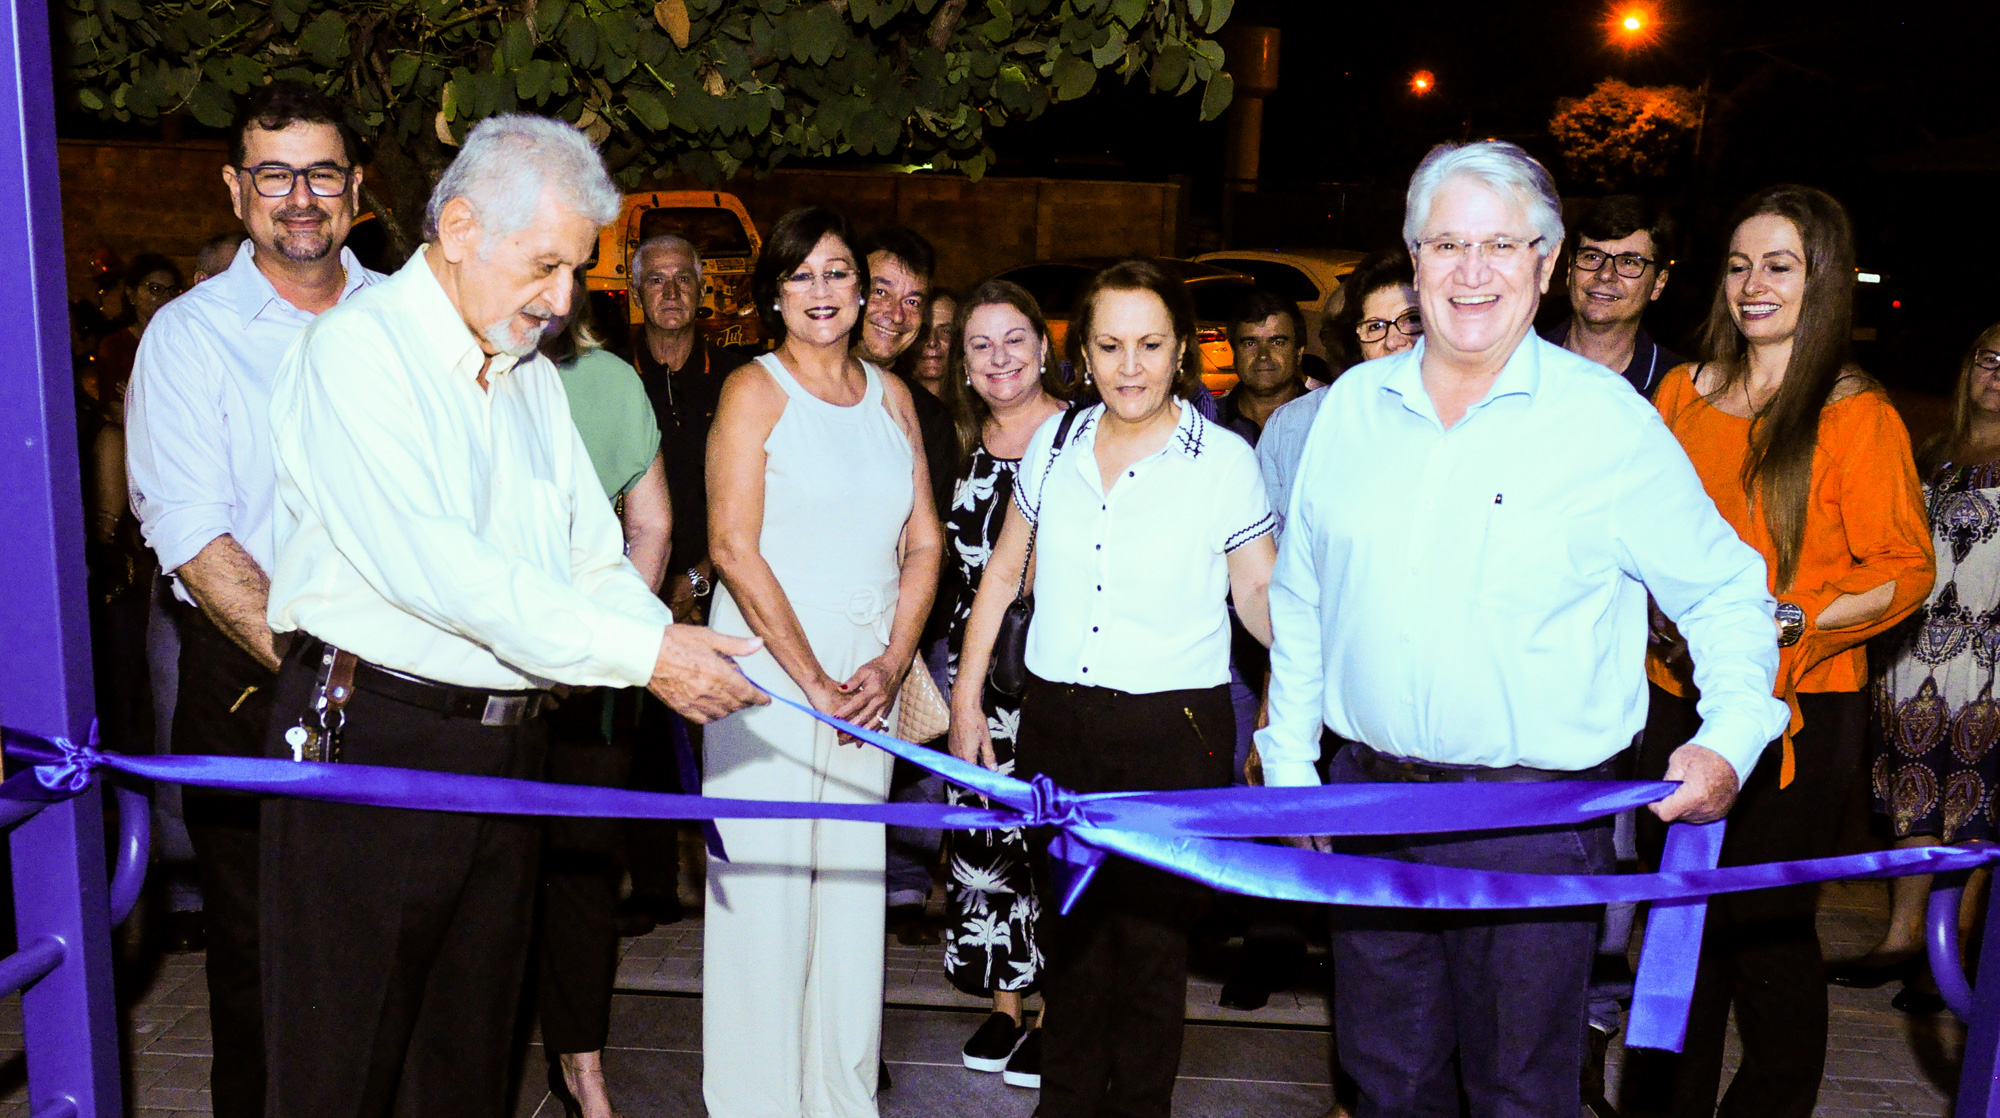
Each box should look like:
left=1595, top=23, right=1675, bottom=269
left=1254, top=141, right=1788, bottom=1116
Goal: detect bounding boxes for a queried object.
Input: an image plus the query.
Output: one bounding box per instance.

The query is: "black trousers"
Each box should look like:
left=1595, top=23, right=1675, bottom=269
left=259, top=638, right=547, bottom=1118
left=1016, top=676, right=1234, bottom=1118
left=172, top=605, right=275, bottom=1118
left=536, top=690, right=636, bottom=1055
left=1626, top=685, right=1867, bottom=1118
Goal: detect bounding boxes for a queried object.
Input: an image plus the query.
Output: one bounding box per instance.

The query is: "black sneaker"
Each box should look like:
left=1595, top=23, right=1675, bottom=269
left=1002, top=1028, right=1041, bottom=1089
left=962, top=1012, right=1026, bottom=1073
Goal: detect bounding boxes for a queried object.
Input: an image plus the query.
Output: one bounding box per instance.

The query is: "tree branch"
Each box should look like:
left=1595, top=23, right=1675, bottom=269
left=927, top=0, right=967, bottom=50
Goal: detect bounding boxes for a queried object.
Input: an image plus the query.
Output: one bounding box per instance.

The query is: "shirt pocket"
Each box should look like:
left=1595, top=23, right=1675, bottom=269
left=1476, top=495, right=1582, bottom=621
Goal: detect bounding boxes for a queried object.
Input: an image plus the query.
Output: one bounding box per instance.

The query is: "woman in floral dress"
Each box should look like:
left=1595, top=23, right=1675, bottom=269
left=940, top=279, right=1068, bottom=1083
left=1849, top=323, right=2000, bottom=998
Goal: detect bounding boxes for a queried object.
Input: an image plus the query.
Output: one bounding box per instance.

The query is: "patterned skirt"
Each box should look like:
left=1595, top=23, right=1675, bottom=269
left=1872, top=671, right=2000, bottom=843
left=942, top=684, right=1042, bottom=997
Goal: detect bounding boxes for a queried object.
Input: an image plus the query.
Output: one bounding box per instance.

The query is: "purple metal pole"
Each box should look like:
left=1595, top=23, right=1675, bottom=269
left=0, top=0, right=124, bottom=1110
left=1959, top=881, right=2000, bottom=1117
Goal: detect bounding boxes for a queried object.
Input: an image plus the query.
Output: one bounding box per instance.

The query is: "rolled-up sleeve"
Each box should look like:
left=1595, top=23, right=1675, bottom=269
left=1613, top=419, right=1789, bottom=784
left=127, top=322, right=234, bottom=573
left=274, top=323, right=668, bottom=689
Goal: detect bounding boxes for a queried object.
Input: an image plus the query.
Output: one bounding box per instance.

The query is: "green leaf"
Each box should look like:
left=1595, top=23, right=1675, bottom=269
left=563, top=18, right=599, bottom=67
left=1153, top=41, right=1186, bottom=91
left=534, top=0, right=570, bottom=35
left=962, top=150, right=987, bottom=181
left=1051, top=55, right=1094, bottom=100
left=188, top=80, right=233, bottom=128
left=298, top=12, right=349, bottom=67
left=602, top=52, right=637, bottom=82
left=1198, top=70, right=1232, bottom=121
left=1090, top=25, right=1125, bottom=67
left=1202, top=0, right=1234, bottom=34
left=500, top=18, right=534, bottom=68
left=596, top=11, right=637, bottom=58
left=517, top=58, right=553, bottom=100
left=105, top=0, right=140, bottom=20
left=625, top=87, right=671, bottom=129
left=1109, top=0, right=1146, bottom=30
left=77, top=88, right=103, bottom=110
left=1188, top=0, right=1205, bottom=24
left=389, top=54, right=421, bottom=88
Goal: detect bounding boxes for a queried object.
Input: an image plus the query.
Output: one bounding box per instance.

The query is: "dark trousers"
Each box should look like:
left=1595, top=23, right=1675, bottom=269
left=1017, top=676, right=1234, bottom=1118
left=259, top=637, right=547, bottom=1118
left=1326, top=745, right=1616, bottom=1118
left=536, top=691, right=635, bottom=1055
left=623, top=693, right=684, bottom=906
left=1626, top=685, right=1866, bottom=1118
left=172, top=605, right=275, bottom=1118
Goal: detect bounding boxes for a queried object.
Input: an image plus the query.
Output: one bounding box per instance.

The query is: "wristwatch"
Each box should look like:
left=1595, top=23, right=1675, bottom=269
left=1774, top=600, right=1805, bottom=648
left=686, top=568, right=713, bottom=598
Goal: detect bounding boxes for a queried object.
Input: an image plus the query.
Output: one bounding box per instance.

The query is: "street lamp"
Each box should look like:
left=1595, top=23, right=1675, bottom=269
left=1410, top=70, right=1435, bottom=95
left=1607, top=4, right=1658, bottom=48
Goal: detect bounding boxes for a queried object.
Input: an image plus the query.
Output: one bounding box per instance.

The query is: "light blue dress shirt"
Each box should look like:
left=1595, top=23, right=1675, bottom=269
left=1255, top=384, right=1328, bottom=537
left=1253, top=334, right=1787, bottom=787
left=127, top=239, right=379, bottom=598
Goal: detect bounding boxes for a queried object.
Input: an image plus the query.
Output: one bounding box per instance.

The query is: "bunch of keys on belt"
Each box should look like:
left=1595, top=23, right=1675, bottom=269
left=286, top=644, right=357, bottom=763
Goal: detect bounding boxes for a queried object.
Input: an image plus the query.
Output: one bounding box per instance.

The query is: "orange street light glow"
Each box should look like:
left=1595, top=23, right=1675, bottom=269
left=1410, top=70, right=1435, bottom=94
left=1623, top=13, right=1644, bottom=30
left=1608, top=4, right=1659, bottom=47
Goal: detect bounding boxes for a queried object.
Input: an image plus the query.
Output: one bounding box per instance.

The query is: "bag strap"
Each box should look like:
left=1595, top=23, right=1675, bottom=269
left=1015, top=406, right=1085, bottom=602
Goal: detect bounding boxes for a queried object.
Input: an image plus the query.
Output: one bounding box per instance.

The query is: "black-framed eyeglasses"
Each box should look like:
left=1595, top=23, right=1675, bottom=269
left=238, top=162, right=353, bottom=198
left=1573, top=247, right=1658, bottom=279
left=136, top=280, right=180, bottom=298
left=1974, top=349, right=2000, bottom=372
left=1357, top=309, right=1423, bottom=343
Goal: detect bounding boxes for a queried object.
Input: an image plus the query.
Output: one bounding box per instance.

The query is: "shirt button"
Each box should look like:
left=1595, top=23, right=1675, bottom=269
left=1127, top=471, right=1135, bottom=478
left=1082, top=666, right=1089, bottom=673
left=1092, top=626, right=1099, bottom=633
left=1096, top=585, right=1102, bottom=591
left=1095, top=544, right=1101, bottom=550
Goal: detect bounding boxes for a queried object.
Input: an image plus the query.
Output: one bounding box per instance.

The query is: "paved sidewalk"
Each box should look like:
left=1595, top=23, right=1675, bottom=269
left=0, top=878, right=1970, bottom=1117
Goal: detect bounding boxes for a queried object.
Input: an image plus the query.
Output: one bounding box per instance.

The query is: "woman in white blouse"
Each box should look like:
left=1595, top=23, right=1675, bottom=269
left=951, top=258, right=1278, bottom=1118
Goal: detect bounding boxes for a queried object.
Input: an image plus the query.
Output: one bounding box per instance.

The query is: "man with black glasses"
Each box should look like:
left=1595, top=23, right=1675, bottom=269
left=126, top=80, right=382, bottom=1118
left=1542, top=195, right=1683, bottom=398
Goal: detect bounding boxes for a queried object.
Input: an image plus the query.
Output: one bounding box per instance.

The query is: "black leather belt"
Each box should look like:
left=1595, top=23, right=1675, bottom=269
left=1348, top=740, right=1615, bottom=784
left=300, top=636, right=549, bottom=726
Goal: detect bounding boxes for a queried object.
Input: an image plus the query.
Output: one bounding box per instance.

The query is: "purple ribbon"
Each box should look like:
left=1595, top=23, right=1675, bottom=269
left=10, top=675, right=1998, bottom=1056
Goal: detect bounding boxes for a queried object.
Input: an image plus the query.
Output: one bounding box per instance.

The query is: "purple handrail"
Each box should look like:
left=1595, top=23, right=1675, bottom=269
left=106, top=784, right=149, bottom=924
left=1929, top=873, right=1976, bottom=1021
left=0, top=936, right=64, bottom=999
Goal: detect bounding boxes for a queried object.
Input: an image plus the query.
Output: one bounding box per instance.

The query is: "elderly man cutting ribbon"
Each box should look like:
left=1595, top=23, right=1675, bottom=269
left=1254, top=141, right=1790, bottom=1116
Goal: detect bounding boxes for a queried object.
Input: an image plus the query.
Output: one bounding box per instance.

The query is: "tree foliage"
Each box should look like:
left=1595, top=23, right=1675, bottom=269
left=60, top=0, right=1240, bottom=254
left=1549, top=78, right=1700, bottom=192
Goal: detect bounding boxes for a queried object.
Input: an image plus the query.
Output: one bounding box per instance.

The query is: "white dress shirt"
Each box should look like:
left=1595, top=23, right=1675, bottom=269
left=1254, top=335, right=1787, bottom=787
left=127, top=239, right=379, bottom=597
left=1016, top=400, right=1274, bottom=694
left=267, top=247, right=669, bottom=690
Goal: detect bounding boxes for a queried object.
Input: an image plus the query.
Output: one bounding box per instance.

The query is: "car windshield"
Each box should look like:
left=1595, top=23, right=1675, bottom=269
left=637, top=207, right=754, bottom=256
left=1188, top=279, right=1256, bottom=324
left=1201, top=258, right=1320, bottom=303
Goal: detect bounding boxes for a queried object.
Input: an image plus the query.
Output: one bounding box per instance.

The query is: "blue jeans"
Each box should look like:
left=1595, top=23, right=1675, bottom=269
left=1326, top=745, right=1616, bottom=1118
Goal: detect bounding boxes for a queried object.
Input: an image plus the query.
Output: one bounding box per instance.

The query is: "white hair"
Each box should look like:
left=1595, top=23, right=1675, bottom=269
left=423, top=114, right=621, bottom=243
left=1403, top=141, right=1564, bottom=258
left=634, top=234, right=703, bottom=286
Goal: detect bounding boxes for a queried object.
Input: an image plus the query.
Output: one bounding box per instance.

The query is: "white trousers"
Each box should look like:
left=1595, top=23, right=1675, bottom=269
left=703, top=592, right=894, bottom=1118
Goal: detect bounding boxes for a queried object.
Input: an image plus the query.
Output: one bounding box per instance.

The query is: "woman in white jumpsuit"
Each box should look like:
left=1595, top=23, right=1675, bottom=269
left=702, top=206, right=942, bottom=1118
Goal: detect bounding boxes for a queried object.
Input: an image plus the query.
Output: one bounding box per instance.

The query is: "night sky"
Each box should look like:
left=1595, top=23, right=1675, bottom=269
left=997, top=0, right=2000, bottom=392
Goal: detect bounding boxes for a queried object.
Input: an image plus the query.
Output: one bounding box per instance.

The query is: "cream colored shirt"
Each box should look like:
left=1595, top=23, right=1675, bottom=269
left=267, top=246, right=668, bottom=689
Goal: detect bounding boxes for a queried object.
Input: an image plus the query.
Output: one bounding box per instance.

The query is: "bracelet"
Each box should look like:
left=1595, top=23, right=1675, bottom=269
left=686, top=568, right=713, bottom=597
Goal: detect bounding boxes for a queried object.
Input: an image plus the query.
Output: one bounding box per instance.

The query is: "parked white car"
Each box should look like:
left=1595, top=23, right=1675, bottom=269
left=1193, top=248, right=1367, bottom=360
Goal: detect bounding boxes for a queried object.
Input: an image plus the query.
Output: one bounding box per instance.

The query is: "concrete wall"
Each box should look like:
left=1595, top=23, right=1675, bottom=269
left=56, top=136, right=1182, bottom=300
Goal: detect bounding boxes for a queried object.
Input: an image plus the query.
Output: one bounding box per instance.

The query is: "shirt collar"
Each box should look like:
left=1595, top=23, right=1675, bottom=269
left=1077, top=396, right=1209, bottom=461
left=218, top=238, right=369, bottom=329
left=1376, top=332, right=1545, bottom=422
left=399, top=244, right=532, bottom=384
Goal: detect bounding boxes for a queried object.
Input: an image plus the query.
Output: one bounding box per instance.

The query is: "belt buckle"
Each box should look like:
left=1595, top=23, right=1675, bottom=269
left=482, top=694, right=528, bottom=726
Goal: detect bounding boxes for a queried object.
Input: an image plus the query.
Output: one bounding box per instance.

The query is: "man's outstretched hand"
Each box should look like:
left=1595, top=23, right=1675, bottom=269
left=647, top=625, right=768, bottom=723
left=1649, top=742, right=1739, bottom=825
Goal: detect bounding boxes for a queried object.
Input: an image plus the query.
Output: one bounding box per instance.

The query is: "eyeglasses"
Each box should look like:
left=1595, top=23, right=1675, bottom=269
left=1974, top=349, right=2000, bottom=371
left=1357, top=310, right=1423, bottom=343
left=136, top=281, right=180, bottom=298
left=783, top=267, right=858, bottom=289
left=238, top=163, right=353, bottom=198
left=1573, top=247, right=1659, bottom=279
left=1415, top=236, right=1544, bottom=266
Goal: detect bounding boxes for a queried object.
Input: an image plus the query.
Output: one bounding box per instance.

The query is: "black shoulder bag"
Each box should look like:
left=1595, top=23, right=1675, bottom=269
left=989, top=407, right=1084, bottom=697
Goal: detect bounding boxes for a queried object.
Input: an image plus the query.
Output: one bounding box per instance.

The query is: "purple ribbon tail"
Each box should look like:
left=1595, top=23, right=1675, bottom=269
left=667, top=712, right=728, bottom=862
left=1047, top=832, right=1108, bottom=915
left=1624, top=819, right=1727, bottom=1052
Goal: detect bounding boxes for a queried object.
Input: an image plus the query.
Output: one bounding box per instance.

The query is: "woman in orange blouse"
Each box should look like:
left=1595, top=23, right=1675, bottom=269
left=1634, top=185, right=1934, bottom=1118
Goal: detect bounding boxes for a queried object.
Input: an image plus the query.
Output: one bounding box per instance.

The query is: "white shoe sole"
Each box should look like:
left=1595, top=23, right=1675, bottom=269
left=963, top=1052, right=1012, bottom=1073
left=1002, top=1069, right=1041, bottom=1089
